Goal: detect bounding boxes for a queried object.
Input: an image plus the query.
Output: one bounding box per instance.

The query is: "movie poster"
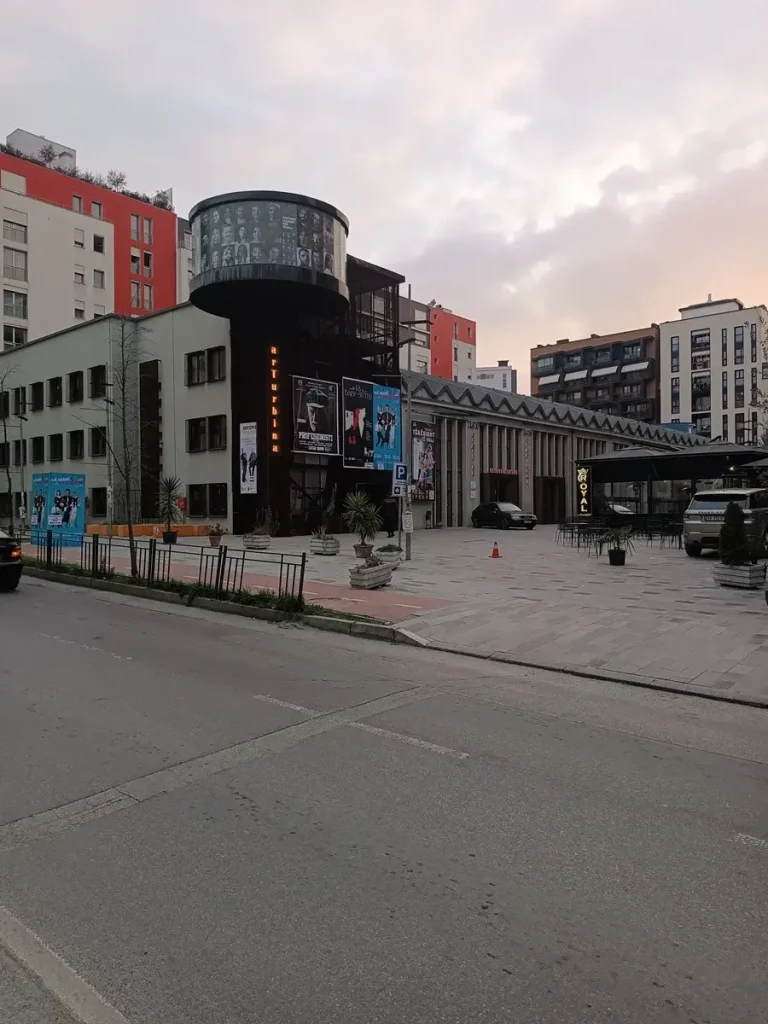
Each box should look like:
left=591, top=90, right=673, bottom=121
left=342, top=378, right=402, bottom=470
left=30, top=472, right=86, bottom=547
left=239, top=422, right=258, bottom=494
left=292, top=377, right=339, bottom=455
left=411, top=423, right=436, bottom=501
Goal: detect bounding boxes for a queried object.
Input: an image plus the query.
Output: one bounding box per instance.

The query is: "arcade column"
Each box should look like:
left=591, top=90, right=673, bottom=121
left=187, top=191, right=349, bottom=534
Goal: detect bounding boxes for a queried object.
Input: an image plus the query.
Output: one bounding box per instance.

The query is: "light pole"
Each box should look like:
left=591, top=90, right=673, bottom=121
left=16, top=413, right=27, bottom=530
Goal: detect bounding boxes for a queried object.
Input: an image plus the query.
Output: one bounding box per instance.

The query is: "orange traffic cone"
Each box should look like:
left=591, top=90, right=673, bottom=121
left=490, top=541, right=501, bottom=559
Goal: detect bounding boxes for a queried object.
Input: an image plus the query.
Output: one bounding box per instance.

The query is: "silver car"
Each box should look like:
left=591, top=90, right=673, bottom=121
left=683, top=487, right=768, bottom=556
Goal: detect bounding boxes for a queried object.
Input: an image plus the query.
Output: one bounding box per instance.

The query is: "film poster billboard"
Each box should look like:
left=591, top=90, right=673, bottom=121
left=239, top=422, right=258, bottom=494
left=292, top=376, right=339, bottom=455
left=411, top=422, right=436, bottom=501
left=30, top=472, right=86, bottom=547
left=342, top=379, right=402, bottom=470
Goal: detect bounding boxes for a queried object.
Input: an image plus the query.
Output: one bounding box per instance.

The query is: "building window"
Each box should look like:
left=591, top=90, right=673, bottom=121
left=735, top=368, right=745, bottom=408
left=74, top=265, right=85, bottom=285
left=722, top=415, right=728, bottom=442
left=74, top=303, right=85, bottom=320
left=47, top=376, right=63, bottom=408
left=0, top=390, right=8, bottom=418
left=0, top=442, right=8, bottom=468
left=623, top=342, right=641, bottom=360
left=72, top=195, right=83, bottom=213
left=564, top=353, right=582, bottom=369
left=12, top=387, right=25, bottom=416
left=3, top=247, right=27, bottom=281
left=89, top=365, right=107, bottom=399
left=48, top=434, right=63, bottom=461
left=143, top=251, right=153, bottom=277
left=186, top=351, right=207, bottom=385
left=130, top=250, right=140, bottom=275
left=94, top=269, right=105, bottom=289
left=452, top=322, right=458, bottom=340
left=453, top=346, right=458, bottom=361
left=734, top=325, right=744, bottom=364
left=752, top=410, right=758, bottom=445
left=721, top=327, right=727, bottom=366
left=3, top=220, right=27, bottom=244
left=751, top=323, right=758, bottom=363
left=3, top=325, right=27, bottom=348
left=670, top=336, right=679, bottom=372
left=691, top=330, right=710, bottom=352
left=12, top=439, right=26, bottom=467
left=143, top=284, right=153, bottom=310
left=89, top=426, right=107, bottom=457
left=722, top=370, right=728, bottom=409
left=93, top=305, right=105, bottom=318
left=188, top=484, right=207, bottom=517
left=90, top=487, right=107, bottom=517
left=74, top=228, right=85, bottom=249
left=207, top=346, right=226, bottom=382
left=30, top=381, right=44, bottom=411
left=3, top=289, right=27, bottom=319
left=93, top=234, right=105, bottom=254
left=735, top=412, right=745, bottom=445
left=207, top=415, right=227, bottom=451
left=143, top=217, right=153, bottom=244
left=691, top=353, right=710, bottom=371
left=131, top=214, right=140, bottom=241
left=30, top=436, right=45, bottom=464
left=208, top=483, right=228, bottom=518
left=68, top=430, right=84, bottom=459
left=751, top=367, right=758, bottom=405
left=187, top=417, right=207, bottom=452
left=91, top=200, right=102, bottom=219
left=68, top=371, right=84, bottom=403
left=130, top=280, right=141, bottom=308
left=671, top=376, right=680, bottom=415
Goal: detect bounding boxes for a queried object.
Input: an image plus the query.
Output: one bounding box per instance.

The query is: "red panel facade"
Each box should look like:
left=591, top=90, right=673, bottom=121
left=429, top=307, right=476, bottom=380
left=0, top=151, right=177, bottom=316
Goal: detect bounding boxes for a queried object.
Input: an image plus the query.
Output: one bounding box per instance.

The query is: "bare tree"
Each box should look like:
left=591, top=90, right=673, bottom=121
left=38, top=142, right=56, bottom=167
left=0, top=363, right=18, bottom=536
left=106, top=169, right=127, bottom=191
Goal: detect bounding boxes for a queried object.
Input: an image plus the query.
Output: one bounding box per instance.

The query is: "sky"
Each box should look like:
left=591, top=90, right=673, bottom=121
left=3, top=0, right=768, bottom=391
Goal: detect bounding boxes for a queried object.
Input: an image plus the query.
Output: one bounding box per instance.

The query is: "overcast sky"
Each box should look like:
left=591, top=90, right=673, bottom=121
left=4, top=0, right=768, bottom=390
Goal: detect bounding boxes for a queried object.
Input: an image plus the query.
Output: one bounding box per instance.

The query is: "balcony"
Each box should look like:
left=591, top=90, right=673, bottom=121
left=692, top=397, right=711, bottom=413
left=535, top=372, right=561, bottom=391
left=620, top=357, right=655, bottom=382
left=3, top=264, right=27, bottom=282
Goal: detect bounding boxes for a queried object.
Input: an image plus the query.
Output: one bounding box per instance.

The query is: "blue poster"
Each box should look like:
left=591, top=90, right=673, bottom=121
left=372, top=384, right=401, bottom=471
left=30, top=472, right=86, bottom=547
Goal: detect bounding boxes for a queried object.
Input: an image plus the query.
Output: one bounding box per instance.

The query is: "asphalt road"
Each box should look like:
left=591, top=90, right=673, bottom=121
left=1, top=578, right=767, bottom=1024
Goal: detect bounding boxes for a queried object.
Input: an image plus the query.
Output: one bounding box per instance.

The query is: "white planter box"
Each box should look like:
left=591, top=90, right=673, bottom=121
left=310, top=536, right=340, bottom=556
left=349, top=564, right=393, bottom=590
left=713, top=562, right=766, bottom=589
left=243, top=534, right=271, bottom=551
left=375, top=551, right=401, bottom=570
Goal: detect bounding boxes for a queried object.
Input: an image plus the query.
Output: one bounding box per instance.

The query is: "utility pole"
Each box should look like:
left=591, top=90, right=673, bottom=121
left=17, top=413, right=27, bottom=531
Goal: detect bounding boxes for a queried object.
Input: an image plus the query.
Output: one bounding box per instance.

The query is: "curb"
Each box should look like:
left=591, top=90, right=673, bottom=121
left=24, top=568, right=766, bottom=709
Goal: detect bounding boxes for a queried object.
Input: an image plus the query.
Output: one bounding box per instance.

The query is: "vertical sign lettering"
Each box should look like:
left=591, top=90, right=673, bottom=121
left=270, top=345, right=281, bottom=453
left=577, top=465, right=591, bottom=516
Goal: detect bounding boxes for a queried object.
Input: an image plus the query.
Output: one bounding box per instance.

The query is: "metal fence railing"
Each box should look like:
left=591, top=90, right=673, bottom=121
left=33, top=531, right=307, bottom=601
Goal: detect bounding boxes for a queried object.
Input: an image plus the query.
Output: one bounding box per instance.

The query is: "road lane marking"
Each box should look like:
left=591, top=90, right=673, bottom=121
left=37, top=633, right=132, bottom=662
left=0, top=904, right=131, bottom=1023
left=0, top=687, right=430, bottom=852
left=732, top=833, right=768, bottom=850
left=252, top=695, right=319, bottom=716
left=348, top=721, right=470, bottom=759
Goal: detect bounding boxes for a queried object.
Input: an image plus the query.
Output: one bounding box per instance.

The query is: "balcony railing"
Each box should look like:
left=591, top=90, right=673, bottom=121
left=3, top=225, right=27, bottom=244
left=3, top=302, right=27, bottom=319
left=3, top=265, right=27, bottom=282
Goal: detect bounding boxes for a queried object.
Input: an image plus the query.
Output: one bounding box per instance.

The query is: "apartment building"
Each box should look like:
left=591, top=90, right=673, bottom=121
left=659, top=297, right=768, bottom=444
left=0, top=131, right=178, bottom=350
left=429, top=303, right=476, bottom=383
left=468, top=360, right=517, bottom=393
left=530, top=326, right=660, bottom=423
left=397, top=293, right=432, bottom=374
left=176, top=217, right=195, bottom=305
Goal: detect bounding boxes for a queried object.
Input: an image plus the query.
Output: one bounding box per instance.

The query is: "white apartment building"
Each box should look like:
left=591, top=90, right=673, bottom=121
left=2, top=183, right=115, bottom=351
left=659, top=297, right=768, bottom=444
left=397, top=293, right=431, bottom=374
left=176, top=217, right=194, bottom=305
left=468, top=360, right=517, bottom=393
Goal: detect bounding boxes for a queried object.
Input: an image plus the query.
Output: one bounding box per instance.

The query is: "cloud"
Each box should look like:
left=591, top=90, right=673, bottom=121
left=3, top=0, right=768, bottom=391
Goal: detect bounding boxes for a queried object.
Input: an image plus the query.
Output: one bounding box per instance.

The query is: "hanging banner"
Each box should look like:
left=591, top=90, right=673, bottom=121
left=292, top=376, right=339, bottom=455
left=30, top=472, right=86, bottom=547
left=411, top=422, right=436, bottom=501
left=576, top=464, right=591, bottom=516
left=239, top=422, right=258, bottom=494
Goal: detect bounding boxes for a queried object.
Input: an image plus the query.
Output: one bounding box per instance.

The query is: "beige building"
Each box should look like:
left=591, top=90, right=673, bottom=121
left=2, top=180, right=114, bottom=351
left=659, top=297, right=768, bottom=444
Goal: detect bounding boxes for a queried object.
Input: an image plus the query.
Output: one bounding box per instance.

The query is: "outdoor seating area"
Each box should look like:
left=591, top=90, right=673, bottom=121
left=556, top=515, right=683, bottom=554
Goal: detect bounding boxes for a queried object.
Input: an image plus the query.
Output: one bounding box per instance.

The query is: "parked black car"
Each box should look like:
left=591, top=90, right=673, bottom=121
left=0, top=528, right=22, bottom=591
left=471, top=502, right=537, bottom=530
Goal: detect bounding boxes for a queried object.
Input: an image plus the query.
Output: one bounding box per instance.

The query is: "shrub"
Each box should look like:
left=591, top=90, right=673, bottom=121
left=719, top=502, right=756, bottom=566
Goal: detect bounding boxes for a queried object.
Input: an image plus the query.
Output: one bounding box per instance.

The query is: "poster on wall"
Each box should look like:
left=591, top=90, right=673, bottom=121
left=292, top=377, right=339, bottom=455
left=411, top=423, right=436, bottom=501
left=239, top=422, right=258, bottom=494
left=30, top=472, right=86, bottom=547
left=342, top=379, right=402, bottom=469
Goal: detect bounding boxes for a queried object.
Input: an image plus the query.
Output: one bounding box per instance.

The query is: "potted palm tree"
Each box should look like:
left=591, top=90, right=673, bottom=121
left=208, top=523, right=224, bottom=548
left=602, top=525, right=635, bottom=566
left=342, top=491, right=382, bottom=559
left=243, top=508, right=277, bottom=551
left=310, top=494, right=340, bottom=556
left=714, top=502, right=765, bottom=589
left=157, top=475, right=183, bottom=545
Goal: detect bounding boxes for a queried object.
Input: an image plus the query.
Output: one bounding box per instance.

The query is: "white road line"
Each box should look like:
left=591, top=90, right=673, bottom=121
left=393, top=603, right=422, bottom=609
left=0, top=903, right=131, bottom=1024
left=37, top=633, right=131, bottom=662
left=348, top=721, right=470, bottom=759
left=732, top=833, right=768, bottom=850
left=252, top=694, right=319, bottom=716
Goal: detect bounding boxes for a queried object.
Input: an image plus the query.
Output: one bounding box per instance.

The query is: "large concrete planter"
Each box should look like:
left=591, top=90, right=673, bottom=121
left=713, top=562, right=766, bottom=590
left=310, top=535, right=340, bottom=556
left=243, top=534, right=271, bottom=551
left=349, top=563, right=392, bottom=590
left=375, top=550, right=401, bottom=570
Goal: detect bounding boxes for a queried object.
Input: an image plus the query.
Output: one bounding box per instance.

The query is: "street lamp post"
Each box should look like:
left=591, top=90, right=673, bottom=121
left=16, top=413, right=28, bottom=531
